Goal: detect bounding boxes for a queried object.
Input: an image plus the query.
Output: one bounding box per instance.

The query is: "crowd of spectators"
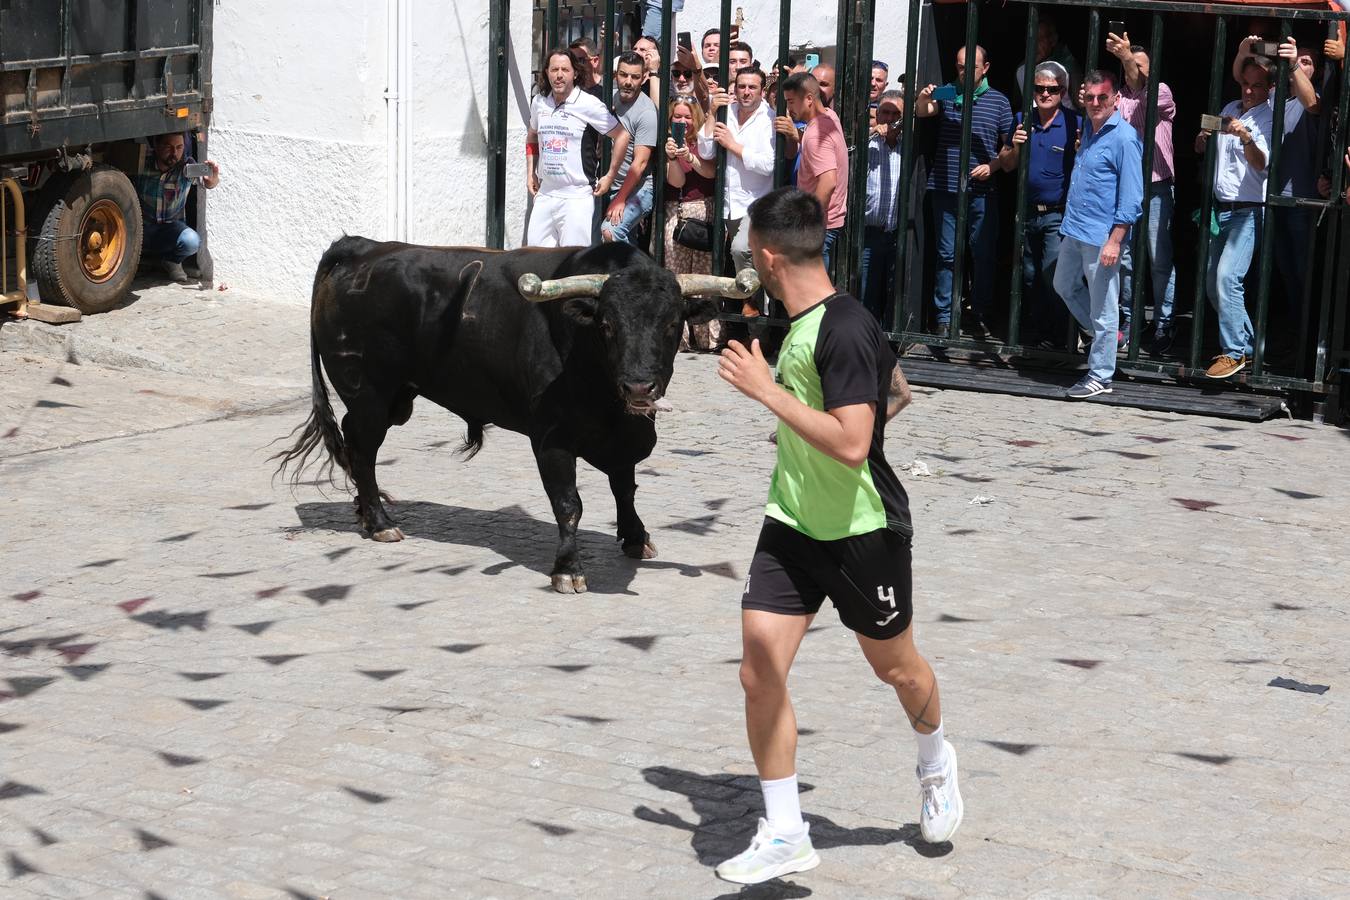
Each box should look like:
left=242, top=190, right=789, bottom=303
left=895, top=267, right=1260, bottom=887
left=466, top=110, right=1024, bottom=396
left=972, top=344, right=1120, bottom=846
left=524, top=15, right=1350, bottom=385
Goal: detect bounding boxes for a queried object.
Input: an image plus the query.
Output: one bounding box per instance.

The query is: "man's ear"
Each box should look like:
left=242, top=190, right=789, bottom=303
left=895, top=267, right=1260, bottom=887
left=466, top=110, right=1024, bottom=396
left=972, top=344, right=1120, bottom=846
left=683, top=297, right=719, bottom=324
left=561, top=297, right=599, bottom=325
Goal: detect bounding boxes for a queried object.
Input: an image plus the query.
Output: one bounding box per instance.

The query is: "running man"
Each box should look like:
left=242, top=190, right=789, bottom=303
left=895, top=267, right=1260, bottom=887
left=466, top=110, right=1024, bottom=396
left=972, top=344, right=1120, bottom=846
left=714, top=186, right=962, bottom=885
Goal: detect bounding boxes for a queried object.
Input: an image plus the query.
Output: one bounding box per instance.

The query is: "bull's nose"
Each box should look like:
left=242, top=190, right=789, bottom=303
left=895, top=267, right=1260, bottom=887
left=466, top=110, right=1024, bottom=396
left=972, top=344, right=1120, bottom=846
left=624, top=381, right=657, bottom=398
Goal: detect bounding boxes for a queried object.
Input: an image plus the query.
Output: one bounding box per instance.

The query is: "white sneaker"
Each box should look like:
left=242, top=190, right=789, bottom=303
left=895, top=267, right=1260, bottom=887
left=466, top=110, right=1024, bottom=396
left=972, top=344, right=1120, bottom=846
left=917, top=740, right=964, bottom=843
left=715, top=818, right=820, bottom=885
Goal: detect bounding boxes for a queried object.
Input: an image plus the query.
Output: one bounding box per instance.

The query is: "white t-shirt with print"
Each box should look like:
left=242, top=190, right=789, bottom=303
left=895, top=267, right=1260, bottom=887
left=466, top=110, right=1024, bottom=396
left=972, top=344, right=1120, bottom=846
left=529, top=88, right=619, bottom=198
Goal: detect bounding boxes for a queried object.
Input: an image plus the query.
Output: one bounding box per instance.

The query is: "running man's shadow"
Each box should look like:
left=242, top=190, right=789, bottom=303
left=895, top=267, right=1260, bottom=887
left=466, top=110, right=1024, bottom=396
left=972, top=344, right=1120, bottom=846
left=634, top=766, right=949, bottom=897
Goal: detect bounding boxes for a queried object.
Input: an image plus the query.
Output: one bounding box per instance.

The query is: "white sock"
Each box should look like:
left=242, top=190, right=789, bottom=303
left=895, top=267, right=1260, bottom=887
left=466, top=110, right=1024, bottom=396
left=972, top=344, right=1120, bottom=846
left=915, top=720, right=947, bottom=774
left=760, top=774, right=806, bottom=839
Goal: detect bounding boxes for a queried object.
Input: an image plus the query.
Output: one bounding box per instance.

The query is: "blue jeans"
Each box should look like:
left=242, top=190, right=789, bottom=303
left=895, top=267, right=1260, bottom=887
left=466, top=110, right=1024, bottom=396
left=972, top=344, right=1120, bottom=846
left=1021, top=210, right=1068, bottom=344
left=600, top=181, right=653, bottom=246
left=142, top=219, right=200, bottom=263
left=822, top=227, right=841, bottom=277
left=859, top=226, right=896, bottom=321
left=640, top=2, right=677, bottom=42
left=1206, top=207, right=1260, bottom=359
left=1053, top=234, right=1120, bottom=383
left=1119, top=181, right=1177, bottom=331
left=932, top=190, right=997, bottom=325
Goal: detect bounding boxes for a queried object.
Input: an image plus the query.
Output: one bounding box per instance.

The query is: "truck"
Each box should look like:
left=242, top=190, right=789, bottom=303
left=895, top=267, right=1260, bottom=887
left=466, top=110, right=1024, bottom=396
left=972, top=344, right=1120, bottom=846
left=1, top=0, right=214, bottom=321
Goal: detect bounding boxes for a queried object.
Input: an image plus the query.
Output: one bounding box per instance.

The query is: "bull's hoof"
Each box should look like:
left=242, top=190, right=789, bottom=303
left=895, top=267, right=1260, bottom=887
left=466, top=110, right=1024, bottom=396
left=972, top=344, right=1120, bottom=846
left=551, top=573, right=588, bottom=594
left=372, top=526, right=406, bottom=542
left=622, top=538, right=657, bottom=560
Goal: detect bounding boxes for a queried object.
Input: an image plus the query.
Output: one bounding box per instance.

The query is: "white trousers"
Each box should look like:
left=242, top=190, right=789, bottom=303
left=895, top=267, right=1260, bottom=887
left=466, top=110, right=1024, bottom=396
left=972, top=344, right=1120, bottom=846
left=527, top=192, right=595, bottom=247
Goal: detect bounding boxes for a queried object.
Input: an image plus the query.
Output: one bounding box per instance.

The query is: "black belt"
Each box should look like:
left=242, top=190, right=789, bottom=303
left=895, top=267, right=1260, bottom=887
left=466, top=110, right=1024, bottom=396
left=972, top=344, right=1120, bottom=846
left=1032, top=203, right=1065, bottom=214
left=1216, top=200, right=1261, bottom=212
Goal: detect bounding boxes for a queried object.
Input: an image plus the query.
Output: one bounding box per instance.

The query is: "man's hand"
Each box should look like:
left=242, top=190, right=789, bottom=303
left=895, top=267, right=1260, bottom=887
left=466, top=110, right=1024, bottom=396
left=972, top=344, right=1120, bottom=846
left=1011, top=125, right=1029, bottom=146
left=605, top=196, right=626, bottom=225
left=970, top=163, right=993, bottom=181
left=773, top=115, right=799, bottom=139
left=203, top=159, right=221, bottom=189
left=1195, top=130, right=1209, bottom=154
left=1100, top=238, right=1121, bottom=268
left=527, top=170, right=540, bottom=196
left=1105, top=30, right=1131, bottom=61
left=1224, top=118, right=1251, bottom=143
left=712, top=121, right=741, bottom=155
left=718, top=339, right=776, bottom=404
left=1277, top=36, right=1299, bottom=63
left=1325, top=37, right=1346, bottom=62
left=709, top=87, right=731, bottom=112
left=1317, top=174, right=1332, bottom=200
left=592, top=173, right=614, bottom=197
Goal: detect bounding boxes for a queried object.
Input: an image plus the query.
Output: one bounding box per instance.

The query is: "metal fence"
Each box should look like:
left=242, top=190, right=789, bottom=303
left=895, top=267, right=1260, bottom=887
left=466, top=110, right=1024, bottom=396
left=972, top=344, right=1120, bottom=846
left=485, top=0, right=1350, bottom=418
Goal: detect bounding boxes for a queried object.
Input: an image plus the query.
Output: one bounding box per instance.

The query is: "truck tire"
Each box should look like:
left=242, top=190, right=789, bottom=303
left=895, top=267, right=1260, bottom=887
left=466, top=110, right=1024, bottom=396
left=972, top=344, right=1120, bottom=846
left=32, top=166, right=143, bottom=315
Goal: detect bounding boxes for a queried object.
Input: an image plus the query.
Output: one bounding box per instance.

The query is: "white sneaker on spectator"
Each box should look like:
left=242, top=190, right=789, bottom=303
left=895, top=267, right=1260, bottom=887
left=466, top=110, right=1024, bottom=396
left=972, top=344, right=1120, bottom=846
left=918, top=740, right=964, bottom=843
left=715, top=818, right=819, bottom=884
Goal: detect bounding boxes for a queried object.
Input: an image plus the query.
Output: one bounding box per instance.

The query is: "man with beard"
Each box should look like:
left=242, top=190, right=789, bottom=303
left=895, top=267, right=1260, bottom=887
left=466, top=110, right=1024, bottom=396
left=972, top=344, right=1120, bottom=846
left=136, top=132, right=220, bottom=282
left=526, top=48, right=629, bottom=247
left=714, top=187, right=961, bottom=886
left=601, top=52, right=660, bottom=246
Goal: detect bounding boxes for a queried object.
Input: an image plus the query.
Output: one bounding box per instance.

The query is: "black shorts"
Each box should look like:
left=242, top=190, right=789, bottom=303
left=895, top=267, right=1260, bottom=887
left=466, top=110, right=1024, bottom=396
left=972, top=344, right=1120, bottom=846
left=742, top=517, right=914, bottom=640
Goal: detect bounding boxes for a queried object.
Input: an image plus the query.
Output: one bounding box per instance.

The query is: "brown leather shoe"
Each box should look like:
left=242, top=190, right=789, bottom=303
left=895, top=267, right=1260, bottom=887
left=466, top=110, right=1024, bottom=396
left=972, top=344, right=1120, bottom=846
left=1204, top=354, right=1247, bottom=379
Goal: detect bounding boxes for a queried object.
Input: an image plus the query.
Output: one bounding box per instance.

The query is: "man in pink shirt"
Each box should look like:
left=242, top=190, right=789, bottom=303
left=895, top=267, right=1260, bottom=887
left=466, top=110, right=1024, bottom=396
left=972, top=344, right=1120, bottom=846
left=1107, top=30, right=1178, bottom=353
left=781, top=71, right=849, bottom=272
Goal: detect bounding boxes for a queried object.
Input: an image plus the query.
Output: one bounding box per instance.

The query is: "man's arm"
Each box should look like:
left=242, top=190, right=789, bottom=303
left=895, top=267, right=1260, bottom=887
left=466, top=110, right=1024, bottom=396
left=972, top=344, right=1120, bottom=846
left=612, top=144, right=652, bottom=206
left=593, top=125, right=631, bottom=196
left=1280, top=38, right=1320, bottom=113
left=914, top=84, right=938, bottom=118
left=719, top=339, right=875, bottom=467
left=1107, top=31, right=1144, bottom=92
left=738, top=110, right=778, bottom=176
left=525, top=127, right=540, bottom=195
left=810, top=167, right=838, bottom=212
left=885, top=362, right=913, bottom=422
left=1232, top=35, right=1259, bottom=83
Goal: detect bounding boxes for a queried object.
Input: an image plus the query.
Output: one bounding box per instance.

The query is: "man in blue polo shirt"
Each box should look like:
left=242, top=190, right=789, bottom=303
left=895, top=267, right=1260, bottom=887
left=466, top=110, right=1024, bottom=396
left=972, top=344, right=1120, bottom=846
left=1005, top=61, right=1077, bottom=348
left=916, top=45, right=1014, bottom=339
left=1052, top=70, right=1143, bottom=399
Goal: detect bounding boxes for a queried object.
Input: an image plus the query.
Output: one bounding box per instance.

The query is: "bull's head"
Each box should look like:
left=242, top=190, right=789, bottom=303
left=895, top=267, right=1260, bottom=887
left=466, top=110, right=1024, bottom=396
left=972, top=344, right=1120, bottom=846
left=518, top=267, right=760, bottom=415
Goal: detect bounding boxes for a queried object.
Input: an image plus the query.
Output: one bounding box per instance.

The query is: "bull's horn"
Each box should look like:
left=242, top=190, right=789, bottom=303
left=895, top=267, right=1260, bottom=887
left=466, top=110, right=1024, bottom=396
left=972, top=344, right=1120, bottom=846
left=675, top=268, right=761, bottom=299
left=517, top=273, right=610, bottom=302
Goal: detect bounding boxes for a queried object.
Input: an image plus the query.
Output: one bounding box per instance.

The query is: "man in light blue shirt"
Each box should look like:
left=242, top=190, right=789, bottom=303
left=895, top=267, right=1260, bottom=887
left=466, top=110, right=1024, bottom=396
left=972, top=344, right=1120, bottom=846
left=1052, top=70, right=1143, bottom=399
left=860, top=90, right=904, bottom=321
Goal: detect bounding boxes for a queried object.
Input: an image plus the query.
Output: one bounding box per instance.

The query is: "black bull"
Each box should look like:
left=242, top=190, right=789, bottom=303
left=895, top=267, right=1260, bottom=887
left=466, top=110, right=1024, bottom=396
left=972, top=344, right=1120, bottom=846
left=275, top=236, right=759, bottom=593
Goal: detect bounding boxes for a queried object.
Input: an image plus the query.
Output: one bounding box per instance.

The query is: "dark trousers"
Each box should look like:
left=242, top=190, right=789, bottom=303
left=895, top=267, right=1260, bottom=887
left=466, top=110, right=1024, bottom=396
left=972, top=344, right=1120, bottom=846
left=859, top=226, right=897, bottom=322
left=1021, top=210, right=1068, bottom=345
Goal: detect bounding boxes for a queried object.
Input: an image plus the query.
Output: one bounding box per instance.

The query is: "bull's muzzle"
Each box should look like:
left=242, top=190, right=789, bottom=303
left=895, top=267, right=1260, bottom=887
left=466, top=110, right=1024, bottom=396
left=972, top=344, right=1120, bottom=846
left=517, top=269, right=760, bottom=302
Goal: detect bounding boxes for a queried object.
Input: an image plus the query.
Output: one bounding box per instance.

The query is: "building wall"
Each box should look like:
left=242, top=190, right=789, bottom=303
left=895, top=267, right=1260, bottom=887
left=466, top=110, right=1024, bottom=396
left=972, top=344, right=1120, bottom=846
left=205, top=1, right=905, bottom=303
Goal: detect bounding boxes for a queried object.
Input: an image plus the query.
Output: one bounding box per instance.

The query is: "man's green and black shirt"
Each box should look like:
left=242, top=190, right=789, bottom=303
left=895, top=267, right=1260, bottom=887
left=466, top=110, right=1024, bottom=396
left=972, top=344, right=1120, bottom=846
left=766, top=292, right=912, bottom=542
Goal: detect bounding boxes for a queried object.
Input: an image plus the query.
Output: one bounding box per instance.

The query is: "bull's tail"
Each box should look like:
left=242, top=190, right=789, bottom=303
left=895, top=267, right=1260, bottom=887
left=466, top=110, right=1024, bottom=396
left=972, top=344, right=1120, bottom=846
left=272, top=327, right=350, bottom=488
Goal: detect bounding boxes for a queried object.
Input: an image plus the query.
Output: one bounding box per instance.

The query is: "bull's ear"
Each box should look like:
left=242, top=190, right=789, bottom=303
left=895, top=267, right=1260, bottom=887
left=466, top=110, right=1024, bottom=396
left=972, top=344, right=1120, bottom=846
left=683, top=297, right=719, bottom=325
left=562, top=296, right=599, bottom=325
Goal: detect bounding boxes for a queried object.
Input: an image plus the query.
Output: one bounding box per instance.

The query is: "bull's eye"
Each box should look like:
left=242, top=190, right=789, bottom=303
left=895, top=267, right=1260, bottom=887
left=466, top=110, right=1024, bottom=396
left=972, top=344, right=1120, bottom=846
left=600, top=320, right=614, bottom=338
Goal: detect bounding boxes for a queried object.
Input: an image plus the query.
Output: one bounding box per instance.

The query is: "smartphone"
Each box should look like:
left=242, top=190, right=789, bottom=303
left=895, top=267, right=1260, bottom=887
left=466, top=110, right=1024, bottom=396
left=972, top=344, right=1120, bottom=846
left=932, top=84, right=958, bottom=102
left=1251, top=39, right=1282, bottom=57
left=1107, top=20, right=1126, bottom=37
left=671, top=121, right=687, bottom=146
left=677, top=31, right=692, bottom=51
left=804, top=52, right=820, bottom=71
left=182, top=162, right=212, bottom=179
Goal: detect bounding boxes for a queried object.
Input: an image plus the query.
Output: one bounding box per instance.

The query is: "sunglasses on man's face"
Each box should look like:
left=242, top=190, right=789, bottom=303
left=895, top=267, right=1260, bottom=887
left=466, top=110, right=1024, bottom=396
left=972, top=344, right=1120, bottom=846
left=1034, top=84, right=1063, bottom=95
left=1084, top=92, right=1114, bottom=104
left=672, top=68, right=695, bottom=78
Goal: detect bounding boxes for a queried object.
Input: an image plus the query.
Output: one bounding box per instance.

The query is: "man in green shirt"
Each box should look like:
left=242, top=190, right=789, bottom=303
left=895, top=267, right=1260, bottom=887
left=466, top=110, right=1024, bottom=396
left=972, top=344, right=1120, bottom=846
left=713, top=187, right=963, bottom=885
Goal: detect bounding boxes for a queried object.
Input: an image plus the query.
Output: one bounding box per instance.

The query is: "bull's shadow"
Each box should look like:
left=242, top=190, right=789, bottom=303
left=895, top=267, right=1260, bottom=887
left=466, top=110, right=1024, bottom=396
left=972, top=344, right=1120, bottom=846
left=633, top=765, right=941, bottom=896
left=293, top=500, right=717, bottom=595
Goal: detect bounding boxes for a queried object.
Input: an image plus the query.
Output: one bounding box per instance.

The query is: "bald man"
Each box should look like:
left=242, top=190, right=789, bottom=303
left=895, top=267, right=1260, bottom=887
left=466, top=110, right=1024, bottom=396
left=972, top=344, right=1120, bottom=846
left=810, top=63, right=835, bottom=108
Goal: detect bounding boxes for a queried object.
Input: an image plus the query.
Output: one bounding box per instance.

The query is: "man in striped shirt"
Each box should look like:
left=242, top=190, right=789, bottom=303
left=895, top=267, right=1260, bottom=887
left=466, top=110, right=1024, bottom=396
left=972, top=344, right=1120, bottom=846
left=860, top=89, right=904, bottom=322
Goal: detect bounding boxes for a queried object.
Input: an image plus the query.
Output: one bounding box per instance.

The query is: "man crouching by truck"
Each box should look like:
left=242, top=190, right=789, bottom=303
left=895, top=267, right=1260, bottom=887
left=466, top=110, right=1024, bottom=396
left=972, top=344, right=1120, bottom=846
left=135, top=132, right=220, bottom=283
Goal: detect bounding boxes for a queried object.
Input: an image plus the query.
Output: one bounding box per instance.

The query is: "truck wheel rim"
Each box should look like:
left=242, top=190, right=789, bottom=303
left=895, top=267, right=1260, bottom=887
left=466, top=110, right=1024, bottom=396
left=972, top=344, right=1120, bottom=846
left=79, top=199, right=126, bottom=284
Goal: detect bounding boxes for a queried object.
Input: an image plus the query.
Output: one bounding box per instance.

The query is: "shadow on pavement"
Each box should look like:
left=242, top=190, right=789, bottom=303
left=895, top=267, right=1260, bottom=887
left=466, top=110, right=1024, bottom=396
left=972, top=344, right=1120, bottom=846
left=634, top=765, right=943, bottom=896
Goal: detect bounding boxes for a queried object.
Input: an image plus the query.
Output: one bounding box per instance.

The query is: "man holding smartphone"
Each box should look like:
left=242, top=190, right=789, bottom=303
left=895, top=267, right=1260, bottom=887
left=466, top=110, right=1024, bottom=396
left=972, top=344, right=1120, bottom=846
left=135, top=131, right=220, bottom=284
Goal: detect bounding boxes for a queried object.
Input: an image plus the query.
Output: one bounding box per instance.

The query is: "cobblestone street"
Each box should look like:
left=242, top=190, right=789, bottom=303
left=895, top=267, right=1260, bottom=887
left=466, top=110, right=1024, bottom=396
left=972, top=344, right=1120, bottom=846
left=2, top=284, right=1347, bottom=899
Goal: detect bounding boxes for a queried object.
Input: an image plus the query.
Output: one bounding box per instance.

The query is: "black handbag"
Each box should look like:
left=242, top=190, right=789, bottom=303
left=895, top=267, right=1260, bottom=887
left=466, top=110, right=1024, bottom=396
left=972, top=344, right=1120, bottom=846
left=672, top=183, right=712, bottom=251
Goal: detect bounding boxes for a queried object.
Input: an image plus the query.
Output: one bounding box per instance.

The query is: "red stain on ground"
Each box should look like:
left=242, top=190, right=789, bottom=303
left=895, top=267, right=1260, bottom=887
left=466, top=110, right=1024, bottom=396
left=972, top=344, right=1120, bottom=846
left=11, top=591, right=40, bottom=602
left=1173, top=498, right=1219, bottom=512
left=117, top=597, right=152, bottom=613
left=1007, top=440, right=1042, bottom=447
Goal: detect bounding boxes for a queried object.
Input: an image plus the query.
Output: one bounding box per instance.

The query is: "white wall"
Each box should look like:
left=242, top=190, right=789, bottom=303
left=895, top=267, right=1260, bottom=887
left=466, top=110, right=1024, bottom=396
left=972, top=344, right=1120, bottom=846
left=204, top=1, right=907, bottom=303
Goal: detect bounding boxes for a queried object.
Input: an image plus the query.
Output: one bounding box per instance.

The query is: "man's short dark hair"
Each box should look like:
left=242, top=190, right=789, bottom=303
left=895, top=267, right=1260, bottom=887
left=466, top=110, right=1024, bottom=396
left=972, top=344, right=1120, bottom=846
left=1241, top=55, right=1276, bottom=86
left=1083, top=69, right=1118, bottom=92
left=747, top=187, right=825, bottom=263
left=735, top=67, right=766, bottom=89
left=616, top=50, right=645, bottom=71
left=729, top=40, right=753, bottom=58
left=153, top=132, right=185, bottom=145
left=780, top=71, right=818, bottom=98
left=702, top=28, right=720, bottom=41
left=569, top=36, right=598, bottom=56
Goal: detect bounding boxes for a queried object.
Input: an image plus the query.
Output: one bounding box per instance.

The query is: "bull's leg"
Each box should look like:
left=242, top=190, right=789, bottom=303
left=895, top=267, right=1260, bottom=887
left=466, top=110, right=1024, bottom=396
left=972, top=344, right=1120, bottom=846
left=341, top=407, right=403, bottom=542
left=609, top=469, right=656, bottom=560
left=534, top=444, right=587, bottom=594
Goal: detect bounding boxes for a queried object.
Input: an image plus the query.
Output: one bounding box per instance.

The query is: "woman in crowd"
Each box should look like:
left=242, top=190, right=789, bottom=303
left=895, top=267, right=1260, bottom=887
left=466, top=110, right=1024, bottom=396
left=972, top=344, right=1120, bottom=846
left=662, top=96, right=721, bottom=351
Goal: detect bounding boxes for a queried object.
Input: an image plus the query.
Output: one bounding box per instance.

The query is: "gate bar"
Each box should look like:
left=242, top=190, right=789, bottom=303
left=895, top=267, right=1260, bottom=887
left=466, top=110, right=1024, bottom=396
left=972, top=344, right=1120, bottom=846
left=1125, top=14, right=1164, bottom=362
left=1005, top=3, right=1040, bottom=349
left=1312, top=36, right=1350, bottom=387
left=1188, top=15, right=1227, bottom=372
left=839, top=0, right=876, bottom=294
left=1252, top=20, right=1292, bottom=377
left=710, top=0, right=732, bottom=276
left=651, top=0, right=674, bottom=265
left=948, top=0, right=981, bottom=338
left=888, top=0, right=923, bottom=335
left=546, top=0, right=559, bottom=49
left=774, top=0, right=793, bottom=189
left=486, top=0, right=510, bottom=248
